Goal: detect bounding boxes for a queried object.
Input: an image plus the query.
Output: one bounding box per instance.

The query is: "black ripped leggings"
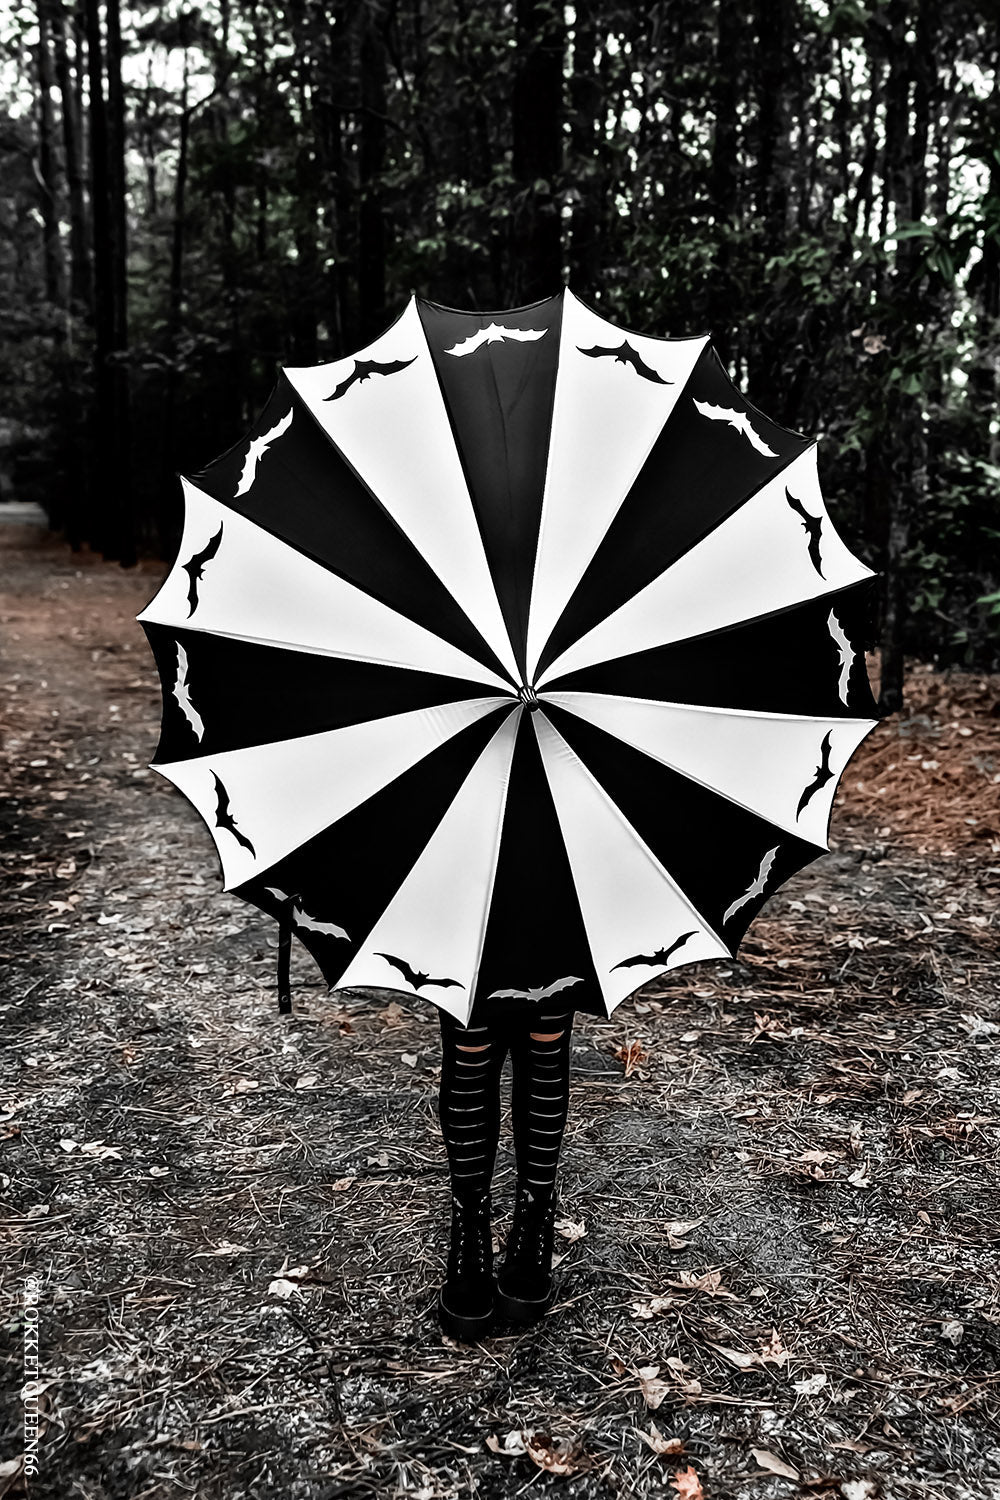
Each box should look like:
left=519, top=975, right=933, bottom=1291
left=437, top=1008, right=575, bottom=1203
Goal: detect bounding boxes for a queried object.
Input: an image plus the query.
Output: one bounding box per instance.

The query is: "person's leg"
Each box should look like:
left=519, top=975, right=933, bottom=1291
left=436, top=1010, right=508, bottom=1339
left=498, top=1006, right=575, bottom=1321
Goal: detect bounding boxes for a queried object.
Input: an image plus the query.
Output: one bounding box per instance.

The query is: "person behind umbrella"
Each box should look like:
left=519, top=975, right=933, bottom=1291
left=435, top=1000, right=575, bottom=1341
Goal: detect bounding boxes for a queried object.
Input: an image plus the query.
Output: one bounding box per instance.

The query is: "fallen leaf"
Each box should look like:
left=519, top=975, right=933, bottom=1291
left=792, top=1371, right=828, bottom=1395
left=841, top=1481, right=879, bottom=1499
left=751, top=1446, right=800, bottom=1480
left=295, top=1074, right=319, bottom=1090
left=636, top=1423, right=685, bottom=1455
left=523, top=1432, right=588, bottom=1475
left=267, top=1278, right=301, bottom=1300
left=631, top=1294, right=677, bottom=1320
left=637, top=1365, right=671, bottom=1409
left=401, top=1053, right=418, bottom=1067
left=665, top=1216, right=704, bottom=1249
left=708, top=1342, right=758, bottom=1370
left=486, top=1430, right=527, bottom=1456
left=80, top=1141, right=122, bottom=1160
left=670, top=1268, right=736, bottom=1299
left=665, top=1355, right=702, bottom=1396
left=759, top=1328, right=790, bottom=1367
left=614, top=1039, right=649, bottom=1076
left=671, top=1466, right=705, bottom=1499
left=555, top=1217, right=587, bottom=1242
left=941, top=1320, right=964, bottom=1345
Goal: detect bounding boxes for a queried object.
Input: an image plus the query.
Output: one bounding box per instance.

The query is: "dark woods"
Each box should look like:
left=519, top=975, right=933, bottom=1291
left=5, top=0, right=1000, bottom=706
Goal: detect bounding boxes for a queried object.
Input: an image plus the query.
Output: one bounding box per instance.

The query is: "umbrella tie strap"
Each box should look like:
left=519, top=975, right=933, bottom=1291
left=277, top=899, right=293, bottom=1015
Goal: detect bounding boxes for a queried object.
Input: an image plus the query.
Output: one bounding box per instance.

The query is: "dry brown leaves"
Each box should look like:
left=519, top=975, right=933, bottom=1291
left=839, top=660, right=1000, bottom=854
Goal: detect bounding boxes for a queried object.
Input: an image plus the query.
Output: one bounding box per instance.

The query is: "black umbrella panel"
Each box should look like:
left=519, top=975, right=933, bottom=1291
left=138, top=289, right=879, bottom=1023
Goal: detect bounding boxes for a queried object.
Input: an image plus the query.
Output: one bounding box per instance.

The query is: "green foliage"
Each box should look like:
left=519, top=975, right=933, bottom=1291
left=3, top=0, right=999, bottom=671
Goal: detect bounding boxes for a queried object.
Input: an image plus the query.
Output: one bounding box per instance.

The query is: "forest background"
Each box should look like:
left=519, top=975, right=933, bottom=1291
left=2, top=0, right=999, bottom=712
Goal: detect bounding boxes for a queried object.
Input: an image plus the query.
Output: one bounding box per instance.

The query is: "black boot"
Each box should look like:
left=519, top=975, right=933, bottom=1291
left=496, top=1185, right=557, bottom=1324
left=437, top=1188, right=496, bottom=1342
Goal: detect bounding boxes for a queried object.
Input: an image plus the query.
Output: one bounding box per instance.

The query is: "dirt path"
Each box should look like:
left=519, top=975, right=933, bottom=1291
left=2, top=523, right=1000, bottom=1500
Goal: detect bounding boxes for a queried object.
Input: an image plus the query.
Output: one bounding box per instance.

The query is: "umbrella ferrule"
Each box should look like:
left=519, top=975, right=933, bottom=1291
left=517, top=685, right=541, bottom=711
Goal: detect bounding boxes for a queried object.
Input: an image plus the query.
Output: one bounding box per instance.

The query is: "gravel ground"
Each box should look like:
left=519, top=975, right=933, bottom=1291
left=2, top=523, right=999, bottom=1500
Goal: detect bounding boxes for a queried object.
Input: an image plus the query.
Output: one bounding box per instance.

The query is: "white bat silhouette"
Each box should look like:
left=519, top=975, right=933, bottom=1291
left=235, top=408, right=294, bottom=497
left=292, top=906, right=350, bottom=941
left=445, top=323, right=547, bottom=357
left=693, top=399, right=777, bottom=457
left=262, top=887, right=350, bottom=940
left=827, top=608, right=855, bottom=705
left=722, top=846, right=780, bottom=925
left=172, top=642, right=204, bottom=740
left=488, top=975, right=583, bottom=1002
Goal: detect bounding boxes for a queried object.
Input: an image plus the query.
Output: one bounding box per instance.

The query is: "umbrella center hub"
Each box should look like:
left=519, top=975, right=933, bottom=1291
left=517, top=684, right=541, bottom=711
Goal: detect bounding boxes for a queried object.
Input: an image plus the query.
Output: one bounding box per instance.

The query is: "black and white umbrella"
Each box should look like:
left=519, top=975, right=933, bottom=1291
left=139, top=289, right=879, bottom=1025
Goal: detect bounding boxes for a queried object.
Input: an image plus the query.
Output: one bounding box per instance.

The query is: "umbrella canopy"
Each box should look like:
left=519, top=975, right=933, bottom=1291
left=138, top=288, right=880, bottom=1025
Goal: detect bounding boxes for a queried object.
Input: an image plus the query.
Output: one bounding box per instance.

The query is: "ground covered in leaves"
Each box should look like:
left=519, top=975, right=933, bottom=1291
left=2, top=523, right=1000, bottom=1500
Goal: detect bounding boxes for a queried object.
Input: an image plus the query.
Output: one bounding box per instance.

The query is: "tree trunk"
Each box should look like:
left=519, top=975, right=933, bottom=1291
left=747, top=0, right=792, bottom=411
left=567, top=5, right=602, bottom=292
left=85, top=0, right=133, bottom=563
left=358, top=10, right=387, bottom=342
left=51, top=0, right=90, bottom=314
left=35, top=0, right=64, bottom=307
left=510, top=0, right=564, bottom=303
left=709, top=0, right=741, bottom=363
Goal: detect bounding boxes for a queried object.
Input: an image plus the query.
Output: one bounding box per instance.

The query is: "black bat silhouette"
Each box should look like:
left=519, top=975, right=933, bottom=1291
left=796, top=731, right=834, bottom=817
left=324, top=358, right=416, bottom=401
left=183, top=525, right=224, bottom=616
left=212, top=771, right=256, bottom=857
left=611, top=931, right=696, bottom=971
left=376, top=952, right=463, bottom=991
left=577, top=340, right=672, bottom=385
left=785, top=489, right=825, bottom=577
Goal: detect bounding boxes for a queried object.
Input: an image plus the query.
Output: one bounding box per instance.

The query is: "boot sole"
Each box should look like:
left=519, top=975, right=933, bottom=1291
left=437, top=1290, right=495, bottom=1343
left=496, top=1284, right=554, bottom=1325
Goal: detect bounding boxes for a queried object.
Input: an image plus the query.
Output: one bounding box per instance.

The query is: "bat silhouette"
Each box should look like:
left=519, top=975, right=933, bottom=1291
left=324, top=358, right=416, bottom=400
left=693, top=399, right=777, bottom=457
left=377, top=952, right=463, bottom=991
left=827, top=609, right=855, bottom=705
left=611, top=931, right=696, bottom=971
left=722, top=846, right=780, bottom=924
left=183, top=525, right=224, bottom=616
left=577, top=340, right=672, bottom=385
left=235, top=409, right=293, bottom=496
left=293, top=906, right=350, bottom=941
left=797, top=731, right=835, bottom=818
left=212, top=771, right=256, bottom=857
left=263, top=887, right=350, bottom=940
left=488, top=975, right=584, bottom=1002
left=785, top=488, right=825, bottom=576
left=445, top=323, right=547, bottom=357
left=172, top=642, right=204, bottom=741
